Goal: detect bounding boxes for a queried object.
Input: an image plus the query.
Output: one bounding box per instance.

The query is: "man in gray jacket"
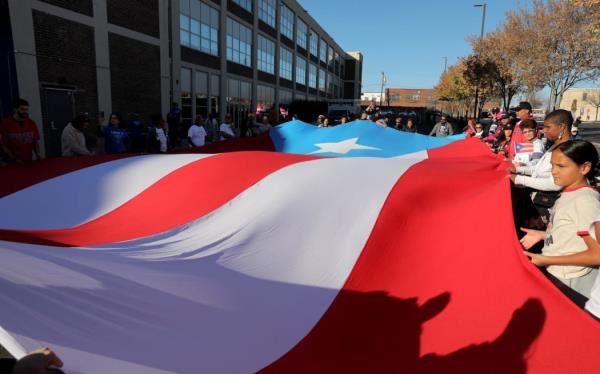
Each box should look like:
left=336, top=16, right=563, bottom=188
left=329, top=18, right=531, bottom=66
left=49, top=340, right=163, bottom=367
left=429, top=115, right=454, bottom=137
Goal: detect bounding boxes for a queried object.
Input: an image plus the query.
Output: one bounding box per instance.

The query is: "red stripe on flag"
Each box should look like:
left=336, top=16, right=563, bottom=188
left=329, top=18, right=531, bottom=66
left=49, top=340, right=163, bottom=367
left=0, top=154, right=133, bottom=198
left=262, top=153, right=600, bottom=373
left=0, top=152, right=316, bottom=246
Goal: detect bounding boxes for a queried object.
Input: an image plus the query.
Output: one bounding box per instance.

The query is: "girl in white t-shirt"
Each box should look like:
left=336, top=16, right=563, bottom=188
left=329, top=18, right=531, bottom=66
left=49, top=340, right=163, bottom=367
left=521, top=140, right=600, bottom=299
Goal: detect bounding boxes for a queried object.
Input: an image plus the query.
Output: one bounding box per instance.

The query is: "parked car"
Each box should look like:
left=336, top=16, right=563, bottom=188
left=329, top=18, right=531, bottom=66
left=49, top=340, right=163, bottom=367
left=532, top=108, right=545, bottom=122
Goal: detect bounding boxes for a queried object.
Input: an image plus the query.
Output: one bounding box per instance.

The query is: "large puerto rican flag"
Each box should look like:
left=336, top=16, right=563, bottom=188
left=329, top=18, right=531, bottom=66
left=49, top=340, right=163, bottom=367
left=0, top=120, right=599, bottom=373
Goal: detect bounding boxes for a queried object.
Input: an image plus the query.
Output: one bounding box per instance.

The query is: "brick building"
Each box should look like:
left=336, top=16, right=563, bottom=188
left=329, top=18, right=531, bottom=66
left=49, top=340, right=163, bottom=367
left=1, top=0, right=362, bottom=156
left=361, top=88, right=437, bottom=109
left=361, top=87, right=501, bottom=118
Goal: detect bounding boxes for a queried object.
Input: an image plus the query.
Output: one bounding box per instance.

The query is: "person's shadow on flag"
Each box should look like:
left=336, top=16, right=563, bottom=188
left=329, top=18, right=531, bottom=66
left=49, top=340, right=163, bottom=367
left=264, top=291, right=546, bottom=373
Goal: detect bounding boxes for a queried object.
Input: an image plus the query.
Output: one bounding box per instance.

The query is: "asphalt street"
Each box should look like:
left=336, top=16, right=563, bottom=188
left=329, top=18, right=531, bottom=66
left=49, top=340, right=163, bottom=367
left=579, top=121, right=600, bottom=143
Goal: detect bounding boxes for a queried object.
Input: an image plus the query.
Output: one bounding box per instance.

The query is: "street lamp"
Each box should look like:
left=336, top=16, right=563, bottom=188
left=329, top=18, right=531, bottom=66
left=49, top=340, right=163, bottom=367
left=473, top=3, right=487, bottom=119
left=474, top=4, right=487, bottom=40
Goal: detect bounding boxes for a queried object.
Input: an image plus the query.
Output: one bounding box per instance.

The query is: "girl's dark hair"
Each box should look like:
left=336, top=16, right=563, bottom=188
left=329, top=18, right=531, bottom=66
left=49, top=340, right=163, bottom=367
left=520, top=119, right=537, bottom=130
left=555, top=140, right=599, bottom=185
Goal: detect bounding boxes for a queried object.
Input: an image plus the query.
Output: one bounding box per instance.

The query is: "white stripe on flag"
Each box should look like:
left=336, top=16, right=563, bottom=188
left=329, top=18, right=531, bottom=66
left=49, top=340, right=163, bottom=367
left=0, top=151, right=426, bottom=373
left=0, top=154, right=212, bottom=230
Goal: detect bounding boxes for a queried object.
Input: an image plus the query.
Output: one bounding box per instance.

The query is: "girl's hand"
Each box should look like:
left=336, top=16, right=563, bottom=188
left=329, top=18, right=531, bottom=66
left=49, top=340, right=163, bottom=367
left=523, top=251, right=549, bottom=266
left=519, top=227, right=545, bottom=250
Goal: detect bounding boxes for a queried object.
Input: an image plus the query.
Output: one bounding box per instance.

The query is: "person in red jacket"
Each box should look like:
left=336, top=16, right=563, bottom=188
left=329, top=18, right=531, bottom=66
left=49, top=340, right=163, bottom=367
left=0, top=98, right=41, bottom=163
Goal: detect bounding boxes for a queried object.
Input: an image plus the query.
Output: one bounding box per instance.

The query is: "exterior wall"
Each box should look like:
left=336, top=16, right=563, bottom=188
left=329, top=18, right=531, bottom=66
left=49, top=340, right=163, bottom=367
left=38, top=0, right=93, bottom=16
left=108, top=33, right=161, bottom=117
left=559, top=88, right=600, bottom=122
left=107, top=0, right=160, bottom=38
left=7, top=0, right=169, bottom=156
left=0, top=0, right=18, bottom=118
left=32, top=10, right=98, bottom=119
left=6, top=0, right=361, bottom=154
left=172, top=0, right=362, bottom=125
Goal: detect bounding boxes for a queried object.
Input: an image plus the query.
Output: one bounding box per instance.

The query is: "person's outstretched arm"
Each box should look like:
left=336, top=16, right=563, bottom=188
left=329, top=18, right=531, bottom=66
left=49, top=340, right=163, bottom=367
left=524, top=223, right=600, bottom=266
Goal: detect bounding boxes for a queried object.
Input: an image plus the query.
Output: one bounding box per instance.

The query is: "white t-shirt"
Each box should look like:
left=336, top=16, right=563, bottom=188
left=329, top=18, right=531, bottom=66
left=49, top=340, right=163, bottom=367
left=543, top=187, right=600, bottom=279
left=155, top=128, right=168, bottom=153
left=220, top=123, right=235, bottom=141
left=585, top=214, right=600, bottom=318
left=188, top=124, right=207, bottom=147
left=515, top=148, right=561, bottom=191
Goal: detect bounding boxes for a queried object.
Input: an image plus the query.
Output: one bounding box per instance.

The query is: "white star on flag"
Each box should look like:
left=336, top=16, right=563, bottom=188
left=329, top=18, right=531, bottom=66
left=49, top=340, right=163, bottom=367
left=310, top=137, right=382, bottom=155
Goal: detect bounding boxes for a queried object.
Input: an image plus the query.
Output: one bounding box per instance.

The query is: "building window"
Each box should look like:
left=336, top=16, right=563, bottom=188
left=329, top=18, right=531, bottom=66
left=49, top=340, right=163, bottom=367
left=257, top=35, right=275, bottom=74
left=180, top=0, right=219, bottom=56
left=232, top=0, right=251, bottom=11
left=195, top=71, right=209, bottom=117
left=407, top=94, right=420, bottom=101
left=258, top=0, right=276, bottom=27
left=279, top=89, right=293, bottom=104
left=327, top=72, right=333, bottom=94
left=227, top=78, right=252, bottom=126
left=319, top=67, right=326, bottom=91
left=181, top=67, right=193, bottom=126
left=280, top=4, right=294, bottom=40
left=333, top=51, right=339, bottom=73
left=426, top=95, right=434, bottom=102
left=279, top=46, right=293, bottom=80
left=296, top=56, right=306, bottom=85
left=389, top=94, right=401, bottom=102
left=308, top=63, right=317, bottom=89
left=296, top=18, right=307, bottom=49
left=309, top=30, right=318, bottom=56
left=319, top=39, right=327, bottom=63
left=328, top=46, right=334, bottom=66
left=257, top=84, right=275, bottom=113
left=583, top=92, right=588, bottom=101
left=210, top=74, right=220, bottom=115
left=226, top=17, right=252, bottom=67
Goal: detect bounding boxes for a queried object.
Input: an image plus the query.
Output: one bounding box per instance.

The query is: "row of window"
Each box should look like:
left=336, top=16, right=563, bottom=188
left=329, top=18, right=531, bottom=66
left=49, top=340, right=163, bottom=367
left=180, top=0, right=345, bottom=71
left=181, top=67, right=336, bottom=117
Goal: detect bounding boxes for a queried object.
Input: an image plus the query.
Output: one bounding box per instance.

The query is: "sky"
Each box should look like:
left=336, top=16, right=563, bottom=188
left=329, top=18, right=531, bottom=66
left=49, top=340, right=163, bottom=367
left=299, top=0, right=523, bottom=92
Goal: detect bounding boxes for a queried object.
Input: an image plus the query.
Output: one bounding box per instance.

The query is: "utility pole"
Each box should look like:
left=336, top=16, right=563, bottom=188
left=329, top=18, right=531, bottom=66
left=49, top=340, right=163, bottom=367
left=386, top=88, right=390, bottom=108
left=473, top=3, right=487, bottom=119
left=442, top=56, right=448, bottom=73
left=379, top=72, right=386, bottom=109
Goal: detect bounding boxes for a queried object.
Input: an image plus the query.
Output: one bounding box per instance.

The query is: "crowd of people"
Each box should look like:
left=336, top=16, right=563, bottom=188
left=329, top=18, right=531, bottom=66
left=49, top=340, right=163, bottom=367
left=458, top=101, right=600, bottom=319
left=0, top=99, right=280, bottom=164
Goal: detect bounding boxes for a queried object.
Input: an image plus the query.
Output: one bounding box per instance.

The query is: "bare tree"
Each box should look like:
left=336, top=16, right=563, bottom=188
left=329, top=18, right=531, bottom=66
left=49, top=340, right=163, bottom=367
left=570, top=0, right=600, bottom=35
left=585, top=91, right=600, bottom=121
left=435, top=61, right=473, bottom=116
left=506, top=0, right=600, bottom=109
left=471, top=30, right=525, bottom=110
left=462, top=55, right=498, bottom=116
